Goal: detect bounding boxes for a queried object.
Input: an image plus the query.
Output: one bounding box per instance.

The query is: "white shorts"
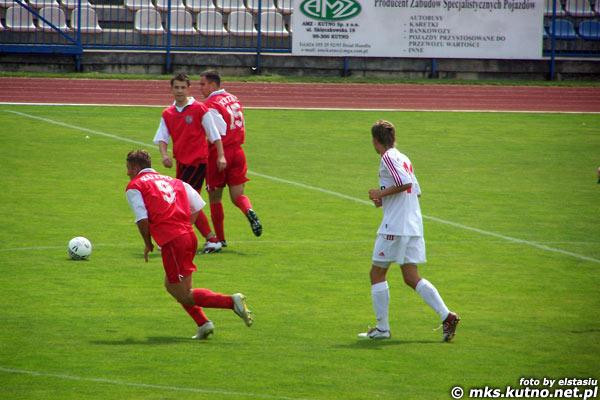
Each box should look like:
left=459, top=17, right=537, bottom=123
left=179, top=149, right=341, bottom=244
left=372, top=234, right=426, bottom=268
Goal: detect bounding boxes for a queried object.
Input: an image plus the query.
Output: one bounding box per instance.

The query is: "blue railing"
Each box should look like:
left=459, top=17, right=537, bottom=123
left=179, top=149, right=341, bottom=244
left=0, top=0, right=599, bottom=75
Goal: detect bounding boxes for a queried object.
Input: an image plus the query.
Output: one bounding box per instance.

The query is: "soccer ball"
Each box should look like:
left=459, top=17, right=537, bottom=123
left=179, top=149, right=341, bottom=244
left=68, top=236, right=92, bottom=260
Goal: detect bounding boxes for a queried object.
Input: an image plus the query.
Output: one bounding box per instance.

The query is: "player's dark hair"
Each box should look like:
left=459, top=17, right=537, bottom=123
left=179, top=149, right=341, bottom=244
left=170, top=73, right=190, bottom=87
left=127, top=150, right=152, bottom=169
left=200, top=70, right=221, bottom=87
left=371, top=120, right=396, bottom=148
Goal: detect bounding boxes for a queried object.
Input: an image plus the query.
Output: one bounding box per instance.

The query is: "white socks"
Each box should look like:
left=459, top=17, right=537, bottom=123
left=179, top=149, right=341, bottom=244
left=371, top=281, right=390, bottom=331
left=415, top=279, right=450, bottom=321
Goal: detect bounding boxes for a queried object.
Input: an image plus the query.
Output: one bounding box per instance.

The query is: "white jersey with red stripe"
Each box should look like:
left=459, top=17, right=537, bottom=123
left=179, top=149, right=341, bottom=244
left=377, top=148, right=423, bottom=236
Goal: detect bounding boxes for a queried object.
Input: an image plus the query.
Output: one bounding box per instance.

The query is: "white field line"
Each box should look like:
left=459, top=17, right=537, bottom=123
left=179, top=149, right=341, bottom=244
left=4, top=109, right=599, bottom=264
left=0, top=366, right=313, bottom=400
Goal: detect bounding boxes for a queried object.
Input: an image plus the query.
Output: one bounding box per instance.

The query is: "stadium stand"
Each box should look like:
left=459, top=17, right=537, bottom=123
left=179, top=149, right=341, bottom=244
left=125, top=0, right=155, bottom=11
left=134, top=7, right=164, bottom=33
left=547, top=18, right=579, bottom=39
left=38, top=5, right=69, bottom=31
left=275, top=0, right=291, bottom=14
left=259, top=10, right=287, bottom=36
left=246, top=0, right=276, bottom=13
left=5, top=6, right=36, bottom=31
left=227, top=10, right=257, bottom=35
left=28, top=0, right=59, bottom=9
left=0, top=0, right=17, bottom=7
left=184, top=0, right=216, bottom=12
left=155, top=0, right=185, bottom=12
left=60, top=0, right=92, bottom=9
left=197, top=10, right=227, bottom=35
left=578, top=19, right=600, bottom=39
left=544, top=0, right=567, bottom=16
left=214, top=0, right=246, bottom=13
left=70, top=7, right=102, bottom=32
left=564, top=0, right=595, bottom=16
left=594, top=0, right=600, bottom=13
left=168, top=8, right=194, bottom=34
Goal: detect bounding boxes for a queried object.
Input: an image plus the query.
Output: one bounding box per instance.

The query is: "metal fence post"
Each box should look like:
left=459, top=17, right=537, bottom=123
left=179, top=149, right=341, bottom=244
left=549, top=0, right=557, bottom=80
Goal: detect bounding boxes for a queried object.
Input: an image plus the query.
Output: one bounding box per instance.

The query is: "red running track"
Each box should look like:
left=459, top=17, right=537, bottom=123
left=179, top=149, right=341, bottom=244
left=1, top=77, right=599, bottom=112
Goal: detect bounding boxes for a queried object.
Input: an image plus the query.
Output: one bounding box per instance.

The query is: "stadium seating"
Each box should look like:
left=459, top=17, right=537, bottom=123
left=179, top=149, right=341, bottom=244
left=70, top=7, right=102, bottom=32
left=0, top=19, right=4, bottom=30
left=578, top=20, right=600, bottom=40
left=167, top=9, right=195, bottom=34
left=5, top=6, right=36, bottom=31
left=246, top=0, right=276, bottom=13
left=155, top=0, right=185, bottom=12
left=134, top=7, right=164, bottom=33
left=0, top=0, right=17, bottom=7
left=38, top=6, right=69, bottom=31
left=275, top=0, right=292, bottom=14
left=259, top=10, right=287, bottom=36
left=125, top=0, right=155, bottom=11
left=28, top=0, right=59, bottom=9
left=563, top=0, right=595, bottom=16
left=185, top=0, right=216, bottom=12
left=196, top=10, right=227, bottom=35
left=544, top=0, right=567, bottom=16
left=227, top=10, right=257, bottom=35
left=60, top=0, right=93, bottom=9
left=594, top=0, right=600, bottom=13
left=546, top=18, right=578, bottom=39
left=214, top=0, right=246, bottom=13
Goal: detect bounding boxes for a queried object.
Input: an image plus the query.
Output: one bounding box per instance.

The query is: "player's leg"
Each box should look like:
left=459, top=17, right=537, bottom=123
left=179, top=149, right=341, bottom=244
left=227, top=148, right=261, bottom=237
left=400, top=237, right=459, bottom=341
left=359, top=235, right=393, bottom=339
left=208, top=187, right=226, bottom=245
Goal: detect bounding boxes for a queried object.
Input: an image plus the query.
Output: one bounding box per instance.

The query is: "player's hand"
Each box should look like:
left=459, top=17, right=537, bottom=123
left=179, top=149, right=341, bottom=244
left=144, top=243, right=154, bottom=262
left=368, top=189, right=382, bottom=201
left=217, top=155, right=227, bottom=172
left=162, top=155, right=173, bottom=168
left=372, top=198, right=382, bottom=208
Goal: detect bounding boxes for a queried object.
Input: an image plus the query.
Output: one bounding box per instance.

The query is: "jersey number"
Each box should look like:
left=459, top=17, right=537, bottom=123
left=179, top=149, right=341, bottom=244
left=154, top=180, right=176, bottom=204
left=226, top=103, right=244, bottom=130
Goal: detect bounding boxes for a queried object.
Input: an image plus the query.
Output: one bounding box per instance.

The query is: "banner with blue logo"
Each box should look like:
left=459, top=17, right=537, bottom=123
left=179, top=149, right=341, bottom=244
left=292, top=0, right=544, bottom=59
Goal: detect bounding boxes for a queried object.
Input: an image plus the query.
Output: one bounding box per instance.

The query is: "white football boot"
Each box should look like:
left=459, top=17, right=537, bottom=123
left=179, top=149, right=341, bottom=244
left=202, top=240, right=222, bottom=254
left=231, top=293, right=253, bottom=327
left=358, top=326, right=391, bottom=339
left=192, top=321, right=214, bottom=340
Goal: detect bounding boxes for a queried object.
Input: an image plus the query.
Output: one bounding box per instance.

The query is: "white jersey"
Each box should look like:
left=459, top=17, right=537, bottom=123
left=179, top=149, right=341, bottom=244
left=377, top=148, right=423, bottom=236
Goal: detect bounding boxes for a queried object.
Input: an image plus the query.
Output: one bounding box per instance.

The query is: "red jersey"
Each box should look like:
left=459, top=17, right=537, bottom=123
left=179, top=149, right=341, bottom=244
left=126, top=171, right=193, bottom=246
left=204, top=90, right=245, bottom=153
left=161, top=100, right=210, bottom=165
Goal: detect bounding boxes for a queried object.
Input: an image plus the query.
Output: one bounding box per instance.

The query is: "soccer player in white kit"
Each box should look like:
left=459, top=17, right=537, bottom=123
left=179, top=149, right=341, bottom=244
left=358, top=120, right=460, bottom=342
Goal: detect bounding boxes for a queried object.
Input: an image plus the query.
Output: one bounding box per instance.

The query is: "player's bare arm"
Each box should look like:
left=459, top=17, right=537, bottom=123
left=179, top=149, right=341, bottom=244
left=158, top=141, right=173, bottom=168
left=136, top=218, right=154, bottom=262
left=368, top=183, right=412, bottom=201
left=214, top=139, right=227, bottom=172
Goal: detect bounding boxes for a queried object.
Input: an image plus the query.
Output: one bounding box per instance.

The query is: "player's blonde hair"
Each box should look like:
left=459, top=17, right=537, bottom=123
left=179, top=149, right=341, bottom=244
left=371, top=120, right=396, bottom=148
left=127, top=150, right=152, bottom=169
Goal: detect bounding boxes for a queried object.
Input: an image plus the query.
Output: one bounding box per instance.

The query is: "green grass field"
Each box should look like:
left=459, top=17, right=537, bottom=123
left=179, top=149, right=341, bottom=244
left=0, top=105, right=599, bottom=400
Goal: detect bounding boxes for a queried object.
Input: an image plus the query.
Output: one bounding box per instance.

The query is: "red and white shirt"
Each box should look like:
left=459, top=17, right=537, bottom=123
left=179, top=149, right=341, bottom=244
left=204, top=89, right=246, bottom=153
left=126, top=168, right=206, bottom=246
left=377, top=148, right=423, bottom=236
left=154, top=97, right=221, bottom=165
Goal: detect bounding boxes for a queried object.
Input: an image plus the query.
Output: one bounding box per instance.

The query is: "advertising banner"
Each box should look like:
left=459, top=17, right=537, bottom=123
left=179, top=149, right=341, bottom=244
left=291, top=0, right=544, bottom=59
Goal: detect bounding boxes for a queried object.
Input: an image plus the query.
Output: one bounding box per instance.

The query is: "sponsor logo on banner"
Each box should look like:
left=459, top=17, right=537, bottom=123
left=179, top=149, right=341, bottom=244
left=299, top=0, right=361, bottom=20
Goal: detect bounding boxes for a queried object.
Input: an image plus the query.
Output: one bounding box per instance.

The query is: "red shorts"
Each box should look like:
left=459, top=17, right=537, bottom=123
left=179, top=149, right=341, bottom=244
left=160, top=232, right=198, bottom=283
left=206, top=146, right=250, bottom=191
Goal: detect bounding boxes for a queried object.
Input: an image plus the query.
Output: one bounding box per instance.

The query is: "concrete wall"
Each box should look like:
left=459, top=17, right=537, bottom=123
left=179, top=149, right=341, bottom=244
left=1, top=51, right=599, bottom=80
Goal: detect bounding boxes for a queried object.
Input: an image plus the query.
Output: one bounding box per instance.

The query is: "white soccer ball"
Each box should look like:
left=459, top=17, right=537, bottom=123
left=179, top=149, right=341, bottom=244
left=68, top=236, right=92, bottom=260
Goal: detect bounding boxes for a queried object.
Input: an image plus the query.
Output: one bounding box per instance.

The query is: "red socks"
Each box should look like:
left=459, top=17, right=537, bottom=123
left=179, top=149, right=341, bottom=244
left=192, top=288, right=234, bottom=309
left=210, top=202, right=225, bottom=242
left=182, top=304, right=209, bottom=326
left=194, top=211, right=213, bottom=239
left=234, top=195, right=252, bottom=215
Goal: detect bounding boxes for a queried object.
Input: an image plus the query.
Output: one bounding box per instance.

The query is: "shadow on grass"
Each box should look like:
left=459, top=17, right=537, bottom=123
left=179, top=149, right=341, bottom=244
left=90, top=336, right=202, bottom=345
left=333, top=339, right=441, bottom=350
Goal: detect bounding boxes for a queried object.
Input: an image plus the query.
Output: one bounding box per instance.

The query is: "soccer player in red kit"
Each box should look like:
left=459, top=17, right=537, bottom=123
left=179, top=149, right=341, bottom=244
left=154, top=73, right=225, bottom=254
left=125, top=150, right=253, bottom=339
left=198, top=70, right=262, bottom=247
